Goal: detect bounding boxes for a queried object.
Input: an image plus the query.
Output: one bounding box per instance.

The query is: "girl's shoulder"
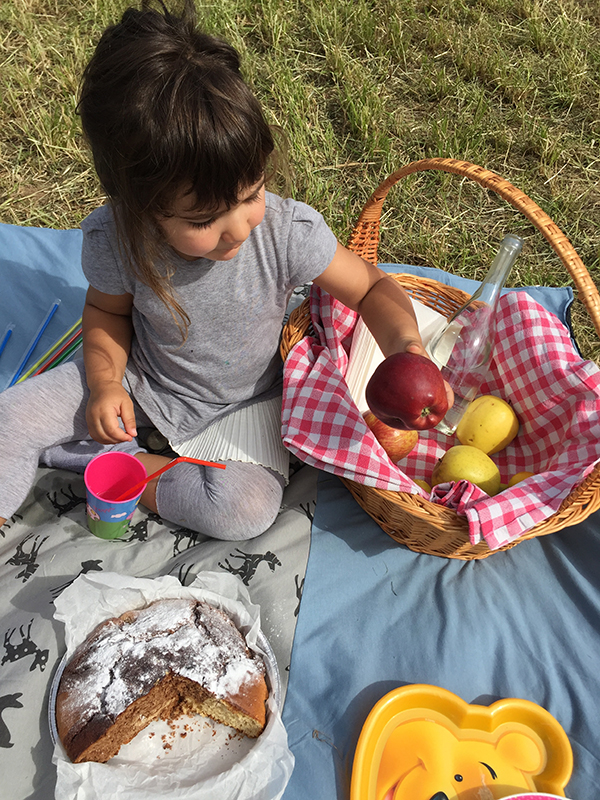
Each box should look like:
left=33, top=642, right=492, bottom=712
left=80, top=204, right=116, bottom=237
left=262, top=193, right=338, bottom=284
left=80, top=205, right=129, bottom=292
left=263, top=192, right=336, bottom=255
left=264, top=191, right=327, bottom=226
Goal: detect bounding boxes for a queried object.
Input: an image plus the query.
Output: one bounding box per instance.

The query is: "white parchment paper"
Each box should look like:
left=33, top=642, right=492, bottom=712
left=51, top=571, right=294, bottom=800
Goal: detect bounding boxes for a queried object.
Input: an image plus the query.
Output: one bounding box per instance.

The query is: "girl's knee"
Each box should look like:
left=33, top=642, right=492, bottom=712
left=215, top=474, right=284, bottom=540
left=192, top=462, right=285, bottom=540
left=156, top=461, right=285, bottom=540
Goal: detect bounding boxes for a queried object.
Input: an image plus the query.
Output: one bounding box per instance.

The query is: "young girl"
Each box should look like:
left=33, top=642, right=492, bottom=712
left=0, top=1, right=434, bottom=539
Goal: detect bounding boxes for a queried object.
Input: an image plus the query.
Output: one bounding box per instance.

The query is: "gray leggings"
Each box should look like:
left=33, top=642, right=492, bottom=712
left=0, top=360, right=285, bottom=539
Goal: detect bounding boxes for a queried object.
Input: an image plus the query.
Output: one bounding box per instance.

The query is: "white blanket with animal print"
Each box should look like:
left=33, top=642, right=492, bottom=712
left=0, top=460, right=317, bottom=800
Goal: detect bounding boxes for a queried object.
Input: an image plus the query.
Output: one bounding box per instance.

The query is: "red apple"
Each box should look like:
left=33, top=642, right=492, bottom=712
left=365, top=352, right=449, bottom=431
left=363, top=411, right=418, bottom=462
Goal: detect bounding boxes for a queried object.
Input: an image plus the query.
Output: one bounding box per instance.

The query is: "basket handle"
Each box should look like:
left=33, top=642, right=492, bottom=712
left=347, top=157, right=600, bottom=337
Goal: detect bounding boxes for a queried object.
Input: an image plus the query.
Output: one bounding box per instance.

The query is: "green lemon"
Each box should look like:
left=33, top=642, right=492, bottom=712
left=431, top=445, right=501, bottom=496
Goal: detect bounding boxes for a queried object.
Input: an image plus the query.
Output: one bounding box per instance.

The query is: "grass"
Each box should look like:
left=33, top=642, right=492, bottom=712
left=1, top=0, right=599, bottom=359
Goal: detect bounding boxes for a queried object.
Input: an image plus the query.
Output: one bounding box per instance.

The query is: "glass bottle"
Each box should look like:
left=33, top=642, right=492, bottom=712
left=427, top=233, right=524, bottom=435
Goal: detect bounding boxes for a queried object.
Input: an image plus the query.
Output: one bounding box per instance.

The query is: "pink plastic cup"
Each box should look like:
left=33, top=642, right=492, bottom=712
left=83, top=452, right=147, bottom=539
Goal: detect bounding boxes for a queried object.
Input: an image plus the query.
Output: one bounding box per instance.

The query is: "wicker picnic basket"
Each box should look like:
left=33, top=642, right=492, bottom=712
left=280, top=157, right=600, bottom=559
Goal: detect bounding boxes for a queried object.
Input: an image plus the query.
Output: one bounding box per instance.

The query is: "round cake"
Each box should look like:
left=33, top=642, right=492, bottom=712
left=56, top=597, right=269, bottom=763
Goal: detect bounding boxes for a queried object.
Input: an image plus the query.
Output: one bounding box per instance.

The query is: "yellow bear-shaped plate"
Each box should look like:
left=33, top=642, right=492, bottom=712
left=350, top=685, right=573, bottom=800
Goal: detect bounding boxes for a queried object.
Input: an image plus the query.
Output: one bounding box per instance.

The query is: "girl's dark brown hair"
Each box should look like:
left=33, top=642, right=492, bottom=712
left=78, top=0, right=275, bottom=336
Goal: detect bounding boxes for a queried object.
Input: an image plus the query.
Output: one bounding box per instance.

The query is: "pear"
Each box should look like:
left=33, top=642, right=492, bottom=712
left=431, top=445, right=501, bottom=496
left=456, top=395, right=519, bottom=455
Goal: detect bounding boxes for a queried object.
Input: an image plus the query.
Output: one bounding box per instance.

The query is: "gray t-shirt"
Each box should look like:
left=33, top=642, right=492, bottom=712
left=80, top=192, right=338, bottom=446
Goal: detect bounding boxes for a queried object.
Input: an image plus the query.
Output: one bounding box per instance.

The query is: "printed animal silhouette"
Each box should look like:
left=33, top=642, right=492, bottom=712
left=2, top=619, right=49, bottom=672
left=121, top=511, right=163, bottom=543
left=170, top=525, right=202, bottom=556
left=299, top=500, right=315, bottom=522
left=6, top=531, right=49, bottom=582
left=218, top=548, right=282, bottom=585
left=294, top=573, right=304, bottom=616
left=172, top=562, right=196, bottom=586
left=49, top=559, right=103, bottom=601
left=0, top=693, right=23, bottom=748
left=0, top=513, right=23, bottom=537
left=47, top=484, right=86, bottom=517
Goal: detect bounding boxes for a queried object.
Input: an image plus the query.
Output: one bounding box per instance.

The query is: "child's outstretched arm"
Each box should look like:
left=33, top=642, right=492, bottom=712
left=82, top=286, right=137, bottom=444
left=313, top=243, right=425, bottom=357
left=313, top=243, right=454, bottom=408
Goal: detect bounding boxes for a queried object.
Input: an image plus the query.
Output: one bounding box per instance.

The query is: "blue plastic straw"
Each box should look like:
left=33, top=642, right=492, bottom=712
left=8, top=299, right=61, bottom=388
left=0, top=323, right=15, bottom=359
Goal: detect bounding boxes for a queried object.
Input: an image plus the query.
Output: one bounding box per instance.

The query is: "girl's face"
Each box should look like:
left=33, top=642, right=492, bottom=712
left=158, top=179, right=266, bottom=262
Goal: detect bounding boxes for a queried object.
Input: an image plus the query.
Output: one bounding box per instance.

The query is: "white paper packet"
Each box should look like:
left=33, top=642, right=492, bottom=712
left=51, top=571, right=294, bottom=800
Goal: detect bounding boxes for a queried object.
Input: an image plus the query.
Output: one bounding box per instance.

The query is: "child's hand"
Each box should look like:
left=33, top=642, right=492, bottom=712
left=403, top=341, right=455, bottom=410
left=86, top=381, right=138, bottom=444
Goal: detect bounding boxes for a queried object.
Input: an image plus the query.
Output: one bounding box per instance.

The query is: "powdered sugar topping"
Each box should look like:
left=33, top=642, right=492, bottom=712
left=58, top=599, right=265, bottom=730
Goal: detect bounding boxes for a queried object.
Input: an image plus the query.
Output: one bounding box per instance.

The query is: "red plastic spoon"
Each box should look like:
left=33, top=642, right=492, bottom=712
left=114, top=456, right=226, bottom=502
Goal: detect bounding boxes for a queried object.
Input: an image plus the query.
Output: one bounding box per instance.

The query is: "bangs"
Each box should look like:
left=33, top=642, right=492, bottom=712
left=151, top=71, right=274, bottom=215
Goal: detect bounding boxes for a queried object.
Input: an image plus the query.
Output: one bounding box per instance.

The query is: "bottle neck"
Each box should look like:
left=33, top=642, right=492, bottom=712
left=472, top=234, right=523, bottom=306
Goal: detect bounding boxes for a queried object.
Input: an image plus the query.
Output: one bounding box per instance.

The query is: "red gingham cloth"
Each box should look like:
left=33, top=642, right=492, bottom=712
left=282, top=285, right=600, bottom=550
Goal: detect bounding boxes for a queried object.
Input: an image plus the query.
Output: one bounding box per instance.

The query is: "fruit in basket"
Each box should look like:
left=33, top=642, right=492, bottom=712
left=413, top=478, right=431, bottom=493
left=508, top=471, right=535, bottom=487
left=363, top=411, right=418, bottom=462
left=431, top=445, right=501, bottom=496
left=365, top=352, right=449, bottom=431
left=455, top=395, right=519, bottom=455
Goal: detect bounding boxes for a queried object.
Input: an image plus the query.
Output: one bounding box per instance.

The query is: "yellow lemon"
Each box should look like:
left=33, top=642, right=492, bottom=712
left=413, top=479, right=431, bottom=493
left=456, top=395, right=519, bottom=455
left=508, top=470, right=535, bottom=487
left=431, top=445, right=501, bottom=496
